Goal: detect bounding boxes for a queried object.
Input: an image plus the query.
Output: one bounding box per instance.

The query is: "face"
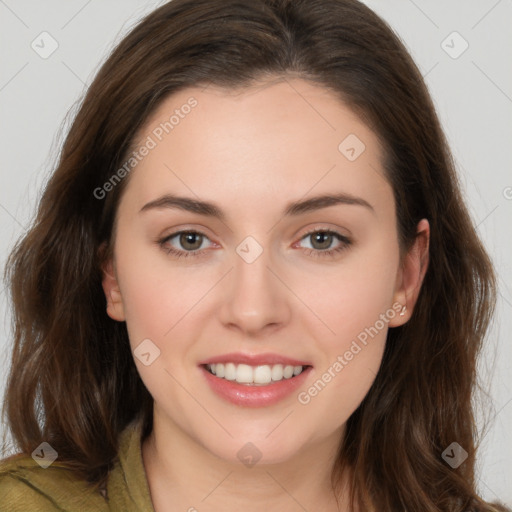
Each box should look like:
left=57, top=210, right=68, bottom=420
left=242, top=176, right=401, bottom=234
left=102, top=77, right=428, bottom=465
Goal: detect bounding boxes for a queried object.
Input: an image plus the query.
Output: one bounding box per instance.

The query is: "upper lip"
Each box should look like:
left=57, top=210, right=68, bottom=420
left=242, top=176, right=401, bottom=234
left=199, top=352, right=312, bottom=367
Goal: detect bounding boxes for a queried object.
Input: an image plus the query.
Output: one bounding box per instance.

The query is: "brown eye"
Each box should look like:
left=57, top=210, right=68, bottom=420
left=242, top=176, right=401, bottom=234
left=179, top=232, right=204, bottom=251
left=159, top=230, right=212, bottom=258
left=309, top=231, right=335, bottom=250
left=296, top=229, right=352, bottom=259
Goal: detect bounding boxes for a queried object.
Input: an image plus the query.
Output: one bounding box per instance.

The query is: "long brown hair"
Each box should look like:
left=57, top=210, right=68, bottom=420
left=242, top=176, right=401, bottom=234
left=1, top=0, right=508, bottom=510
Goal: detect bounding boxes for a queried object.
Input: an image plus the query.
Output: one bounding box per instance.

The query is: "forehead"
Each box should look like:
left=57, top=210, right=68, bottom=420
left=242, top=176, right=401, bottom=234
left=121, top=78, right=391, bottom=219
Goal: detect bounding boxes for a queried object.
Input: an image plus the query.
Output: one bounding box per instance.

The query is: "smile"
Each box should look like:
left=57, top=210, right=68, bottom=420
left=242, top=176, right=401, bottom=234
left=200, top=364, right=313, bottom=407
left=205, top=363, right=307, bottom=386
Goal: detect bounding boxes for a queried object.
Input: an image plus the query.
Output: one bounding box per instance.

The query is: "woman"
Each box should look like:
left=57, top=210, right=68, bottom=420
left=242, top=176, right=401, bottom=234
left=0, top=0, right=509, bottom=510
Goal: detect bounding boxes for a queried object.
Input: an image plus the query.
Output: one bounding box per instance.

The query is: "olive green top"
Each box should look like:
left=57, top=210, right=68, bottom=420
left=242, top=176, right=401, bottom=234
left=0, top=419, right=155, bottom=511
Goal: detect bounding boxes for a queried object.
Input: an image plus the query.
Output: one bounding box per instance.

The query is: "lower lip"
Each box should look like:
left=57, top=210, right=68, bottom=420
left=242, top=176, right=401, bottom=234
left=200, top=365, right=313, bottom=407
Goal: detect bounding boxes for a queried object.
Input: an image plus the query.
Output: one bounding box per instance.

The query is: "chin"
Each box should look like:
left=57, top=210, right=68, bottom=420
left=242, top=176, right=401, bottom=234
left=196, top=425, right=312, bottom=467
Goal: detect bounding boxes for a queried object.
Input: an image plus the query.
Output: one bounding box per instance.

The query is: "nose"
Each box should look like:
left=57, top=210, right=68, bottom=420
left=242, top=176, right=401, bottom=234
left=218, top=240, right=292, bottom=337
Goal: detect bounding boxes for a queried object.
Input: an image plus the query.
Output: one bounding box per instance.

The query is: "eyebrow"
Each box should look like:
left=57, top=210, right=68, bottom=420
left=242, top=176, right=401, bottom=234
left=139, top=192, right=375, bottom=220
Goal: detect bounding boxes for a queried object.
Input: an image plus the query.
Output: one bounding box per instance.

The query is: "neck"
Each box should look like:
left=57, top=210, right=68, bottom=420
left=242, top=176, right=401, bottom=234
left=141, top=412, right=355, bottom=512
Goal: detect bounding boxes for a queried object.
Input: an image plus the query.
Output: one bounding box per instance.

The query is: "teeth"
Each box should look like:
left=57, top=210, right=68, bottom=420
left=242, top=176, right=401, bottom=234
left=206, top=363, right=305, bottom=385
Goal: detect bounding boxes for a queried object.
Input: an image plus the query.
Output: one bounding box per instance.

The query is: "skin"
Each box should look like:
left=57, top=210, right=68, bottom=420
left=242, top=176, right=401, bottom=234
left=102, top=77, right=429, bottom=512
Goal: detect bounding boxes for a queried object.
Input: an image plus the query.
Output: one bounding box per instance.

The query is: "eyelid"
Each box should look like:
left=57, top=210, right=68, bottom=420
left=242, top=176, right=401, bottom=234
left=158, top=225, right=352, bottom=259
left=293, top=227, right=351, bottom=251
left=298, top=225, right=350, bottom=239
left=159, top=225, right=349, bottom=245
left=159, top=229, right=216, bottom=251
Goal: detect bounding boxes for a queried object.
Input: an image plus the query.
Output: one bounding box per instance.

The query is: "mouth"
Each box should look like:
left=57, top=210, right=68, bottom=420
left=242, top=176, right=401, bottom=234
left=198, top=354, right=313, bottom=407
left=202, top=362, right=311, bottom=386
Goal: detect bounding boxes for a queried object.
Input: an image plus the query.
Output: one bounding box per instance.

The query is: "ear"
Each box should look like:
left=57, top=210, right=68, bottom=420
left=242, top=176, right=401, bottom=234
left=99, top=244, right=126, bottom=322
left=388, top=218, right=430, bottom=327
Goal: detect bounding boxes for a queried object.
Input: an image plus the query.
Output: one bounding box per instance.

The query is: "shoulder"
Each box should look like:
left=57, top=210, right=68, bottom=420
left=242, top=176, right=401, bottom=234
left=0, top=453, right=108, bottom=512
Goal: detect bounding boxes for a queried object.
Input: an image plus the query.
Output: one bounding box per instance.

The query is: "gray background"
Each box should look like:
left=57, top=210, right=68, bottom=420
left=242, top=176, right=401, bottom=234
left=0, top=0, right=511, bottom=504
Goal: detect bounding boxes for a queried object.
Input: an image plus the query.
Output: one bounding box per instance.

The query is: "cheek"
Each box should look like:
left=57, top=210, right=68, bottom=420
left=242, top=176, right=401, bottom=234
left=298, top=337, right=385, bottom=439
left=113, top=240, right=209, bottom=419
left=115, top=236, right=216, bottom=345
left=293, top=237, right=397, bottom=422
left=302, top=235, right=399, bottom=343
left=298, top=275, right=391, bottom=431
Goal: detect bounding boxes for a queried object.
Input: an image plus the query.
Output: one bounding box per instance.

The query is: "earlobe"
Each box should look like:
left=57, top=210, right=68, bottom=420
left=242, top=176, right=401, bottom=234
left=101, top=255, right=126, bottom=322
left=389, top=219, right=430, bottom=327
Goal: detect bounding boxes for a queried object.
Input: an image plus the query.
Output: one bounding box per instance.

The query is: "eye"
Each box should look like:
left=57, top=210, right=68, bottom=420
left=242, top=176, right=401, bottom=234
left=158, top=230, right=213, bottom=259
left=158, top=228, right=352, bottom=260
left=296, top=229, right=352, bottom=259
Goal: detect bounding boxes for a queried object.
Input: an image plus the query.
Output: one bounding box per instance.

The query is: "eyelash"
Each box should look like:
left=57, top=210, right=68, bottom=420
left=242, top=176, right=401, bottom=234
left=158, top=228, right=352, bottom=260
